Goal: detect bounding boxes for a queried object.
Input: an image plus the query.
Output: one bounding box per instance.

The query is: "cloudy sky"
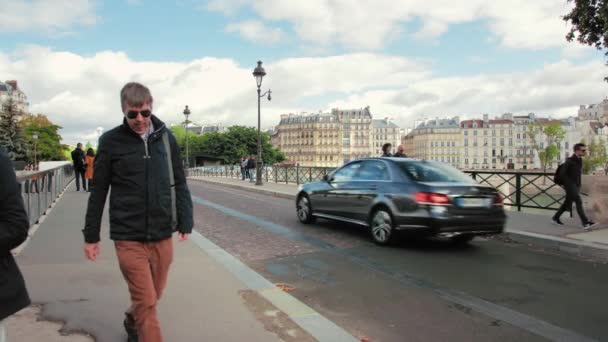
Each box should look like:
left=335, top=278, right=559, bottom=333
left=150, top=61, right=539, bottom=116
left=1, top=0, right=607, bottom=145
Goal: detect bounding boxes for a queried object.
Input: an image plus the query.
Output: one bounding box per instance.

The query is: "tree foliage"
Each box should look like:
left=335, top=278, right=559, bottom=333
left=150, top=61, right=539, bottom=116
left=582, top=138, right=608, bottom=174
left=0, top=97, right=28, bottom=161
left=563, top=0, right=608, bottom=80
left=20, top=114, right=67, bottom=162
left=169, top=125, right=285, bottom=166
left=528, top=122, right=566, bottom=173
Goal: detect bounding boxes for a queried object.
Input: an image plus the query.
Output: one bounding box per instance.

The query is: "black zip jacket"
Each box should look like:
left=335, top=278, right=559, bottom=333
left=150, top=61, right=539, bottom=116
left=0, top=147, right=31, bottom=320
left=83, top=115, right=193, bottom=243
left=559, top=154, right=583, bottom=193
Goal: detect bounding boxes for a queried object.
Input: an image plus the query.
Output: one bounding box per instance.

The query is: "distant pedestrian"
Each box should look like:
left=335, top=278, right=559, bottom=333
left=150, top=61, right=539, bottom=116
left=381, top=143, right=393, bottom=157
left=552, top=143, right=596, bottom=230
left=393, top=145, right=407, bottom=158
left=240, top=157, right=248, bottom=180
left=83, top=82, right=193, bottom=342
left=71, top=143, right=87, bottom=191
left=247, top=155, right=256, bottom=183
left=0, top=147, right=31, bottom=340
left=85, top=148, right=96, bottom=192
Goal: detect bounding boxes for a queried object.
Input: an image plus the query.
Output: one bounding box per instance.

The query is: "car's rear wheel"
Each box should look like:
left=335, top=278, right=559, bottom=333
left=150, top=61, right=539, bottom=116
left=451, top=234, right=475, bottom=245
left=297, top=195, right=315, bottom=224
left=370, top=208, right=394, bottom=245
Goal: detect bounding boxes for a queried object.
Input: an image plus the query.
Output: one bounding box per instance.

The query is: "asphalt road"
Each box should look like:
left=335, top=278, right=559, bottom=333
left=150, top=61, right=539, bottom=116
left=189, top=180, right=608, bottom=342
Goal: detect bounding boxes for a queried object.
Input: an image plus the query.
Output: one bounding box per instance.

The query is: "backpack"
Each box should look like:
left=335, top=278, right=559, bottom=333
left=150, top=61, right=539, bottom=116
left=553, top=163, right=565, bottom=186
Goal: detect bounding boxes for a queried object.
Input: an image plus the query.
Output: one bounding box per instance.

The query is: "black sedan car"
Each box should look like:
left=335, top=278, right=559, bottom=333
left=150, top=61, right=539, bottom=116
left=295, top=158, right=506, bottom=245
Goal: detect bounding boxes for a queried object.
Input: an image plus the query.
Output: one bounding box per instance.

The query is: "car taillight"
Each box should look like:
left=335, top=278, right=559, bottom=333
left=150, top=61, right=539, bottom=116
left=493, top=193, right=504, bottom=207
left=415, top=192, right=450, bottom=205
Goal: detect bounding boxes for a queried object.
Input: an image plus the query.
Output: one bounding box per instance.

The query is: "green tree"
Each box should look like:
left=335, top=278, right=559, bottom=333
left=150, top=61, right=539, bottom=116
left=528, top=122, right=566, bottom=175
left=0, top=97, right=29, bottom=161
left=563, top=0, right=608, bottom=81
left=170, top=125, right=285, bottom=166
left=20, top=114, right=67, bottom=162
left=582, top=138, right=608, bottom=174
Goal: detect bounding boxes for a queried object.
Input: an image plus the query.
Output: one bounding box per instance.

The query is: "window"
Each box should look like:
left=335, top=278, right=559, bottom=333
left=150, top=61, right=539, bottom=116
left=464, top=130, right=468, bottom=136
left=358, top=161, right=390, bottom=181
left=398, top=160, right=474, bottom=183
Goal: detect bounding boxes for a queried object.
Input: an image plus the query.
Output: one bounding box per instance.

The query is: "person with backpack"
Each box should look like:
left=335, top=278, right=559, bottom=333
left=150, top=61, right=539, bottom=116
left=552, top=143, right=596, bottom=230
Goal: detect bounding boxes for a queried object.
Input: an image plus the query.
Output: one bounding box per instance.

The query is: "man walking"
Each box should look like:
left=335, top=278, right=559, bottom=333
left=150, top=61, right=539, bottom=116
left=552, top=143, right=596, bottom=230
left=393, top=145, right=407, bottom=157
left=240, top=157, right=248, bottom=180
left=247, top=155, right=256, bottom=183
left=83, top=82, right=193, bottom=342
left=0, top=147, right=31, bottom=341
left=71, top=143, right=87, bottom=191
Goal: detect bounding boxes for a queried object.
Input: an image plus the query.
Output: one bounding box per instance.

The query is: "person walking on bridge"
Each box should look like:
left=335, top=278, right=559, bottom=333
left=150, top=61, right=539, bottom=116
left=552, top=143, right=596, bottom=230
left=83, top=82, right=193, bottom=342
left=0, top=147, right=31, bottom=342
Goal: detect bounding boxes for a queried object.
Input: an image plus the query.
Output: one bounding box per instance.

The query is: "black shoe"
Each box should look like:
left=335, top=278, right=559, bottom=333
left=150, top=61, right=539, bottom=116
left=583, top=221, right=597, bottom=231
left=124, top=313, right=138, bottom=342
left=551, top=218, right=564, bottom=226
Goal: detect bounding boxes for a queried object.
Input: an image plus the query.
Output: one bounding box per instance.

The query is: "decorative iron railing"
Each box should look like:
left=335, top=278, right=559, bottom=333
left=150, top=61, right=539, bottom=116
left=188, top=166, right=566, bottom=212
left=15, top=163, right=74, bottom=227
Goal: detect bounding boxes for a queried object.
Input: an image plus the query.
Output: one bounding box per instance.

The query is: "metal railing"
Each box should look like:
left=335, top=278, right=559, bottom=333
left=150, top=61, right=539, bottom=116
left=188, top=165, right=566, bottom=212
left=15, top=163, right=74, bottom=227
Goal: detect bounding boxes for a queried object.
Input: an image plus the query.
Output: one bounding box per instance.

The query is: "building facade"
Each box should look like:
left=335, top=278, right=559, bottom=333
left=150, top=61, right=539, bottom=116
left=274, top=107, right=397, bottom=167
left=371, top=118, right=401, bottom=156
left=410, top=117, right=461, bottom=168
left=578, top=98, right=608, bottom=122
left=0, top=80, right=29, bottom=117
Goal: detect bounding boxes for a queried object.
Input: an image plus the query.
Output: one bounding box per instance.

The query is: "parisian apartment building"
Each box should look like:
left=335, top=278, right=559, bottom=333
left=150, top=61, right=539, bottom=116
left=405, top=111, right=607, bottom=170
left=273, top=107, right=403, bottom=167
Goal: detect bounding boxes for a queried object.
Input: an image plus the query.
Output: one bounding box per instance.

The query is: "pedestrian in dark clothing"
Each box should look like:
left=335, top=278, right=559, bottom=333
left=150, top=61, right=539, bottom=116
left=240, top=157, right=248, bottom=180
left=552, top=143, right=596, bottom=230
left=247, top=155, right=256, bottom=183
left=0, top=147, right=31, bottom=339
left=393, top=145, right=407, bottom=158
left=83, top=82, right=194, bottom=342
left=381, top=143, right=393, bottom=157
left=71, top=143, right=87, bottom=191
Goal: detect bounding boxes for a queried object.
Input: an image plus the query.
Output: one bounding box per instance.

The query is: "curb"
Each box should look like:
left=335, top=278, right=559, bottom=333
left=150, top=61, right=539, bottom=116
left=189, top=231, right=358, bottom=342
left=505, top=230, right=608, bottom=262
left=189, top=176, right=608, bottom=262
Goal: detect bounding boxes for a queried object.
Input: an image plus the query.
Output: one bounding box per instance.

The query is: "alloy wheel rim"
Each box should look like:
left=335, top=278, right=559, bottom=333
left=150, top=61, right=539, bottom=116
left=372, top=211, right=391, bottom=242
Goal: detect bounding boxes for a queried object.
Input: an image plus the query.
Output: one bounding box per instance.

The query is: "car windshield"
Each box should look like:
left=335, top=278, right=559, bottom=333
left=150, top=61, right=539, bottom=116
left=397, top=160, right=475, bottom=184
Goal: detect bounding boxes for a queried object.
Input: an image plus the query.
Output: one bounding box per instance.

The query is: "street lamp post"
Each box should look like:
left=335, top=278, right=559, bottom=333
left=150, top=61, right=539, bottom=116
left=252, top=61, right=272, bottom=186
left=183, top=105, right=191, bottom=169
left=32, top=132, right=38, bottom=168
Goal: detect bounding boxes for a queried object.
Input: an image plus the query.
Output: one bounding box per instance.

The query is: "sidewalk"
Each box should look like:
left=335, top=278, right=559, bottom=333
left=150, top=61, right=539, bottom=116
left=9, top=183, right=357, bottom=342
left=190, top=176, right=608, bottom=262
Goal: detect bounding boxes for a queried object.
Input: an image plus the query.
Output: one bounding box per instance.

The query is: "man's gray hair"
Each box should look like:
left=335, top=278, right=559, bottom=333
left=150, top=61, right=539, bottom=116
left=120, top=82, right=153, bottom=112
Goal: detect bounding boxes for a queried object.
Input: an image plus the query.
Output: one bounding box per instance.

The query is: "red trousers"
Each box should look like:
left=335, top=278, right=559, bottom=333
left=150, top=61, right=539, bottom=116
left=115, top=238, right=173, bottom=342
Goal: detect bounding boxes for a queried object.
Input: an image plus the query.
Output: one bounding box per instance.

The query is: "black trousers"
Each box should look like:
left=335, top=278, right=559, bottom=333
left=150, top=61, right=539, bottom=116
left=75, top=170, right=86, bottom=191
left=553, top=187, right=589, bottom=225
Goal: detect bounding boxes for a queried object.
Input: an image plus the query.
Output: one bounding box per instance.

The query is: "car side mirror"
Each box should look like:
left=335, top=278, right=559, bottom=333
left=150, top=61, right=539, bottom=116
left=322, top=174, right=329, bottom=182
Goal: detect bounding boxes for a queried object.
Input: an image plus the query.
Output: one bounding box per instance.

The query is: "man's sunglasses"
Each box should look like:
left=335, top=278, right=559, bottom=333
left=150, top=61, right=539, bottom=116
left=126, top=110, right=152, bottom=119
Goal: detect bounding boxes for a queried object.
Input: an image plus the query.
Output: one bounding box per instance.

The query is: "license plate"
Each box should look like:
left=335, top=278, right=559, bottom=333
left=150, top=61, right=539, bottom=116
left=456, top=197, right=491, bottom=208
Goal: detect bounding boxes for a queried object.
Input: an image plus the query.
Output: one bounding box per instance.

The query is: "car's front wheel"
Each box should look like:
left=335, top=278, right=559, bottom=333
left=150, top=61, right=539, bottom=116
left=297, top=195, right=315, bottom=224
left=370, top=208, right=394, bottom=245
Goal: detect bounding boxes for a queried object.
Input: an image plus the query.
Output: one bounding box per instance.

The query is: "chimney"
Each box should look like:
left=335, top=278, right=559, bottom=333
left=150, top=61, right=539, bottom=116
left=483, top=113, right=489, bottom=122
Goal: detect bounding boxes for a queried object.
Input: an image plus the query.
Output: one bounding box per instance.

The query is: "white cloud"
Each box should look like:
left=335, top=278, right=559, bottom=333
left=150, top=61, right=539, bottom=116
left=1, top=46, right=606, bottom=145
left=206, top=0, right=579, bottom=53
left=0, top=0, right=98, bottom=33
left=226, top=20, right=285, bottom=45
